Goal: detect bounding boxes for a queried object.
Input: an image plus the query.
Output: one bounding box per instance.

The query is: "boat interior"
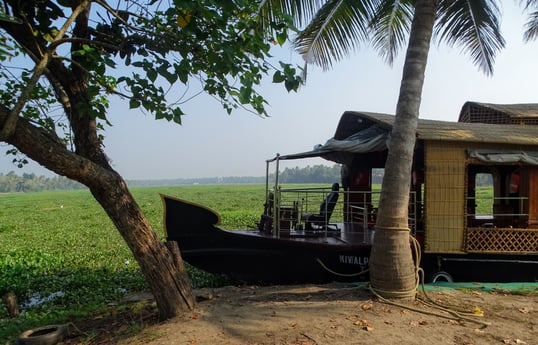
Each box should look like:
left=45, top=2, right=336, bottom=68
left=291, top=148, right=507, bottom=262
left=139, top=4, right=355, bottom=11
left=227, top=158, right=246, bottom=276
left=258, top=163, right=534, bottom=254
left=257, top=181, right=415, bottom=245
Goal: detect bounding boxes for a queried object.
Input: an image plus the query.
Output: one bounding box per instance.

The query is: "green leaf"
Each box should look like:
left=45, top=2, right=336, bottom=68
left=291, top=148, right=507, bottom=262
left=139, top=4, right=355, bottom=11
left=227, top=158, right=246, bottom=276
left=147, top=69, right=157, bottom=82
left=172, top=62, right=186, bottom=84
left=155, top=110, right=166, bottom=120
left=163, top=71, right=177, bottom=84
left=272, top=71, right=285, bottom=83
left=129, top=99, right=140, bottom=109
left=178, top=70, right=189, bottom=84
left=103, top=56, right=116, bottom=68
left=276, top=31, right=287, bottom=46
left=172, top=108, right=184, bottom=124
left=238, top=86, right=251, bottom=104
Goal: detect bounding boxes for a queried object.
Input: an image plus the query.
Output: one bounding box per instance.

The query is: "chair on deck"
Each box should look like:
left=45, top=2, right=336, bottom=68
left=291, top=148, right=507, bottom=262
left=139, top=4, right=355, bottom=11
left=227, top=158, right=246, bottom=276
left=303, top=183, right=340, bottom=230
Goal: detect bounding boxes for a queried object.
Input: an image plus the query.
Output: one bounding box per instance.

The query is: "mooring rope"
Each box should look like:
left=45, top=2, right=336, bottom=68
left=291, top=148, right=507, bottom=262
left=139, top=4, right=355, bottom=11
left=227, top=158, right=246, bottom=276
left=367, top=232, right=421, bottom=300
left=317, top=232, right=491, bottom=326
left=368, top=235, right=491, bottom=327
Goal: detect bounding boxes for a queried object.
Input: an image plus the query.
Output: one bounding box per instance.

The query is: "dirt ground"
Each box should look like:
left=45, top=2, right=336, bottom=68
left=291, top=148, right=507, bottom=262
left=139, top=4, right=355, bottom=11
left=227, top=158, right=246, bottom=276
left=114, top=283, right=537, bottom=345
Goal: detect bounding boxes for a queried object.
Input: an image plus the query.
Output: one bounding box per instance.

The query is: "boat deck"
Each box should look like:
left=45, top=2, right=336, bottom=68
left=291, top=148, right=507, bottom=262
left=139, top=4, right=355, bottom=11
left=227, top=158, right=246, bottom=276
left=235, top=222, right=375, bottom=246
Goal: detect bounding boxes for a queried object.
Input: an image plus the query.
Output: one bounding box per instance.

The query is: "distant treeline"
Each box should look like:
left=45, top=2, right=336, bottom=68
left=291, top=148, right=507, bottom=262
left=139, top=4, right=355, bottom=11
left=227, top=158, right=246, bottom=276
left=126, top=176, right=266, bottom=187
left=0, top=165, right=389, bottom=192
left=127, top=164, right=344, bottom=187
left=276, top=164, right=342, bottom=183
left=0, top=172, right=86, bottom=193
left=278, top=166, right=384, bottom=184
left=1, top=165, right=348, bottom=192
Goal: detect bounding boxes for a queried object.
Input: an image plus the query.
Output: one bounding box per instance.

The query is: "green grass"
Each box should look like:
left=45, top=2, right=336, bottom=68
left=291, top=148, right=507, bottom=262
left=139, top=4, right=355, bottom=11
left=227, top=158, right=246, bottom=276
left=0, top=185, right=267, bottom=343
left=0, top=183, right=497, bottom=343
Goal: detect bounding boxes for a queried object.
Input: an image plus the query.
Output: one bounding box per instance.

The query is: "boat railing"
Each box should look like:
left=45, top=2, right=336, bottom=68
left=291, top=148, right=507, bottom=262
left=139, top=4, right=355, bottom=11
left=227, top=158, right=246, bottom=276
left=273, top=187, right=340, bottom=237
left=344, top=189, right=418, bottom=235
left=466, top=196, right=529, bottom=228
left=266, top=187, right=418, bottom=237
left=349, top=205, right=370, bottom=232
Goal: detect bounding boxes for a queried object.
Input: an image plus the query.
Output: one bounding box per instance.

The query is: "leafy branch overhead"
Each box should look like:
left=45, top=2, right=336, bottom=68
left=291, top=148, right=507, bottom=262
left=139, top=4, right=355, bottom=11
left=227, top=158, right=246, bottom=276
left=0, top=0, right=302, bottom=135
left=0, top=0, right=303, bottom=321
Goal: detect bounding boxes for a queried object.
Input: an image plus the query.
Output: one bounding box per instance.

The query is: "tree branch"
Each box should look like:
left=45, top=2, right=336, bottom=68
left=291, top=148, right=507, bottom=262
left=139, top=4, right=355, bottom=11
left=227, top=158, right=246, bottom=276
left=93, top=0, right=154, bottom=35
left=55, top=55, right=132, bottom=99
left=0, top=0, right=92, bottom=141
left=0, top=53, right=50, bottom=140
left=0, top=104, right=108, bottom=186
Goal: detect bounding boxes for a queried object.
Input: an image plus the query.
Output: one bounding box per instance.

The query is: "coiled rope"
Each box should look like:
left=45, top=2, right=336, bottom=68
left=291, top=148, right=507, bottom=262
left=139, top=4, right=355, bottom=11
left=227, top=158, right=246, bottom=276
left=316, top=233, right=490, bottom=326
left=368, top=235, right=491, bottom=327
left=366, top=227, right=420, bottom=300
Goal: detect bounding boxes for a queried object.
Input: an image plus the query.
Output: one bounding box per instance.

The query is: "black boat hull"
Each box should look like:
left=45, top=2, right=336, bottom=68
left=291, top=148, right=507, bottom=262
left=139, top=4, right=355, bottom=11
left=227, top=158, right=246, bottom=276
left=162, top=195, right=371, bottom=284
left=422, top=253, right=538, bottom=283
left=162, top=195, right=538, bottom=284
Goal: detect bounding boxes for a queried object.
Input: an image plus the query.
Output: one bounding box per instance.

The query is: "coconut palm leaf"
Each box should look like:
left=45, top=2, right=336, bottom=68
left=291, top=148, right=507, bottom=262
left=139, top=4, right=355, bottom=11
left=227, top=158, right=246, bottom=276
left=521, top=0, right=538, bottom=41
left=434, top=0, right=505, bottom=75
left=293, top=0, right=377, bottom=71
left=258, top=0, right=326, bottom=29
left=369, top=0, right=415, bottom=65
left=523, top=9, right=538, bottom=41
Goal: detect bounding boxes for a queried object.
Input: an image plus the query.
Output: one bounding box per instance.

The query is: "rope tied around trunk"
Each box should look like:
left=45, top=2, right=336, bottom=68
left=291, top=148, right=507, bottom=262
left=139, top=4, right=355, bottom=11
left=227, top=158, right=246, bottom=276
left=368, top=235, right=491, bottom=327
left=368, top=231, right=421, bottom=299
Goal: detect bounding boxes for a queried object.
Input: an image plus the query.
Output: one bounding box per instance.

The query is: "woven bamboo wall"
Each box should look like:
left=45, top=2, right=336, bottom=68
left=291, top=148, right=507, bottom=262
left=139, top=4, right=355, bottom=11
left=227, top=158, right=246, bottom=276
left=424, top=141, right=467, bottom=253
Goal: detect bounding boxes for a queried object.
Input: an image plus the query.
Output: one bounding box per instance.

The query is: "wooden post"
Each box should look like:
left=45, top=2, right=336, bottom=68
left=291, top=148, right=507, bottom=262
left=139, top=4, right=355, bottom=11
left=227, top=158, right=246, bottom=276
left=3, top=292, right=19, bottom=318
left=527, top=167, right=538, bottom=228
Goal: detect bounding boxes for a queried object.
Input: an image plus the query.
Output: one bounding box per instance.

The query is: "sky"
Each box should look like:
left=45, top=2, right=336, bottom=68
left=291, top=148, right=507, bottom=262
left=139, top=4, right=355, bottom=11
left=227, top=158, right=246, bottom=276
left=1, top=2, right=538, bottom=180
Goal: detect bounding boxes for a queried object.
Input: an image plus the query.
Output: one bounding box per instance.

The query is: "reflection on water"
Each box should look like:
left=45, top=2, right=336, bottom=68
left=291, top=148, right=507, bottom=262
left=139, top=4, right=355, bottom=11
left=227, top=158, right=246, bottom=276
left=22, top=291, right=65, bottom=309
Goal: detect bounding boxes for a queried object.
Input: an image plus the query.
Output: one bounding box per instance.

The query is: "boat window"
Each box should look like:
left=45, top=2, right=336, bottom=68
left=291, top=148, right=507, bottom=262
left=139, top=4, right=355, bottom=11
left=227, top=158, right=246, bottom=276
left=475, top=173, right=493, bottom=215
left=372, top=168, right=383, bottom=208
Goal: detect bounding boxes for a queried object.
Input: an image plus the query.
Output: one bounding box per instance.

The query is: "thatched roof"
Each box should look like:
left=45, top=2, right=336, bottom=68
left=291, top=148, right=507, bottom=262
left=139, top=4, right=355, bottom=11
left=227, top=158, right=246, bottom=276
left=458, top=102, right=538, bottom=124
left=275, top=109, right=538, bottom=165
left=335, top=111, right=538, bottom=146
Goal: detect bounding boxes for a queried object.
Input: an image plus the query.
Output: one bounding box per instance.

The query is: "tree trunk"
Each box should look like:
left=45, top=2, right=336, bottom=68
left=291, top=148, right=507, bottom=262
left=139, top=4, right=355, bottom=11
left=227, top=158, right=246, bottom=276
left=89, top=175, right=195, bottom=319
left=369, top=0, right=437, bottom=299
left=0, top=1, right=196, bottom=319
left=0, top=107, right=195, bottom=319
left=3, top=292, right=19, bottom=318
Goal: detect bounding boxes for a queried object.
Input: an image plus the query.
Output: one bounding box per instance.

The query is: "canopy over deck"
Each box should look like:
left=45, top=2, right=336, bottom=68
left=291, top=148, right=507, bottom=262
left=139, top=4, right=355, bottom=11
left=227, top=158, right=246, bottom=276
left=270, top=109, right=538, bottom=165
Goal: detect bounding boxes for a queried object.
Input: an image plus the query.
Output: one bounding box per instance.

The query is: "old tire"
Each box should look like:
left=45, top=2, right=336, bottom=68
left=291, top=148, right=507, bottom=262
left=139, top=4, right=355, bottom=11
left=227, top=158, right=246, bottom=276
left=430, top=271, right=454, bottom=283
left=18, top=324, right=67, bottom=345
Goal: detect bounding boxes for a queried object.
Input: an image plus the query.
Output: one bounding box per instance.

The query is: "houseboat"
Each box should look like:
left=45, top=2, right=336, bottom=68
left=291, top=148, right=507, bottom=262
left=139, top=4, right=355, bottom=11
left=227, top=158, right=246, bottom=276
left=163, top=102, right=538, bottom=283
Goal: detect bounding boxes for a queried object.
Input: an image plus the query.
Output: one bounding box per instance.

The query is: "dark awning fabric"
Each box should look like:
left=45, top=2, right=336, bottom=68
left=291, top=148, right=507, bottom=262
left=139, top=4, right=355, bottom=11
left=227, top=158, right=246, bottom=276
left=468, top=149, right=538, bottom=165
left=270, top=125, right=390, bottom=165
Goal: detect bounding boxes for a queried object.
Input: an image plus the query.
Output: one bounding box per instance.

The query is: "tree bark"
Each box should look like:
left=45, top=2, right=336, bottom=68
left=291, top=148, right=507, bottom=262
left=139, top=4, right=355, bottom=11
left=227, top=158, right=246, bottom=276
left=0, top=107, right=195, bottom=319
left=89, top=175, right=195, bottom=319
left=3, top=292, right=19, bottom=318
left=0, top=2, right=195, bottom=318
left=369, top=0, right=437, bottom=298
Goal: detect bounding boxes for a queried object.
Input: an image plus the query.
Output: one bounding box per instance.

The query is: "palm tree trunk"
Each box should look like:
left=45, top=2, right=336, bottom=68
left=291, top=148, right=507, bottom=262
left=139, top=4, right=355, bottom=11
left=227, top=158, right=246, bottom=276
left=369, top=0, right=437, bottom=298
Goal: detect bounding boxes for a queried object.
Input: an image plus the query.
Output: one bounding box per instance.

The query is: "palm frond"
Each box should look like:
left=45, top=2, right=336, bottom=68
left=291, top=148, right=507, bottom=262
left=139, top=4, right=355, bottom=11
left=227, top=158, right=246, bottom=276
left=520, top=0, right=538, bottom=41
left=293, top=0, right=377, bottom=71
left=258, top=0, right=327, bottom=30
left=435, top=0, right=505, bottom=76
left=519, top=0, right=538, bottom=9
left=523, top=9, right=538, bottom=41
left=369, top=0, right=415, bottom=65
